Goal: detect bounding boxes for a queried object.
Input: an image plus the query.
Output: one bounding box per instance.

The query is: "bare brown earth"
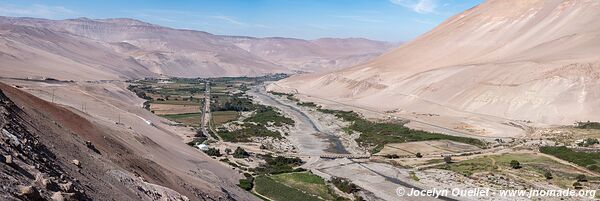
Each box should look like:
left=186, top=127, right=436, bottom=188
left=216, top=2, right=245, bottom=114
left=0, top=16, right=394, bottom=80
left=150, top=103, right=200, bottom=115
left=0, top=81, right=258, bottom=200
left=272, top=0, right=600, bottom=135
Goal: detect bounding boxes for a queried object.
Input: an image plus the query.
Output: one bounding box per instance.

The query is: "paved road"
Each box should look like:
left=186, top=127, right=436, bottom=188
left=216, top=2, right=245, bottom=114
left=200, top=82, right=217, bottom=140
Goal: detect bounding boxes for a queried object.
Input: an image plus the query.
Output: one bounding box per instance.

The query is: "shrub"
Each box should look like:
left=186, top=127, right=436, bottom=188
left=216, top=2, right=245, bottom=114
left=510, top=160, right=521, bottom=169
left=573, top=182, right=583, bottom=189
left=238, top=176, right=254, bottom=191
left=233, top=147, right=250, bottom=158
left=416, top=152, right=423, bottom=158
left=331, top=177, right=359, bottom=194
left=204, top=148, right=221, bottom=157
left=186, top=137, right=207, bottom=146
left=577, top=138, right=599, bottom=147
left=544, top=172, right=553, bottom=180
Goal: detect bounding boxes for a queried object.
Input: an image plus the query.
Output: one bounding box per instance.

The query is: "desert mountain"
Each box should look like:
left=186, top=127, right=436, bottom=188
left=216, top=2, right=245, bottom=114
left=272, top=0, right=600, bottom=125
left=0, top=16, right=394, bottom=80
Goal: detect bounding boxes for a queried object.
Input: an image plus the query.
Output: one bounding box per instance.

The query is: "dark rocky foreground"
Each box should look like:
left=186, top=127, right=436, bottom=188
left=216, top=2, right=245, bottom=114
left=0, top=82, right=254, bottom=201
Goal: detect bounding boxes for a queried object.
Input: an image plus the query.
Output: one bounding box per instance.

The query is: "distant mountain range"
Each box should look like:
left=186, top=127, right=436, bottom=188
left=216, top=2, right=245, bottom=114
left=0, top=16, right=396, bottom=80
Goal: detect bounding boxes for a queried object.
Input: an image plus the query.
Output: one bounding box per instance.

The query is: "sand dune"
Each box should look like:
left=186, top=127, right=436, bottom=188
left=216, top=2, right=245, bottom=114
left=273, top=0, right=600, bottom=126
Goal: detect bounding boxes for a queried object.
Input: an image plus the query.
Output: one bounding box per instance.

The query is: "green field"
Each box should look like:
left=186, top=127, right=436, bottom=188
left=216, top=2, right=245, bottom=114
left=254, top=176, right=323, bottom=201
left=540, top=146, right=600, bottom=173
left=271, top=172, right=339, bottom=200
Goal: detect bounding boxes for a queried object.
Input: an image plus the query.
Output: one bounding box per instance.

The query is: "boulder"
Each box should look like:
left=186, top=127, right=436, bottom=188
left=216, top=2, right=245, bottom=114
left=4, top=155, right=12, bottom=164
left=51, top=191, right=65, bottom=201
left=18, top=185, right=41, bottom=200
left=59, top=181, right=74, bottom=193
left=71, top=159, right=80, bottom=168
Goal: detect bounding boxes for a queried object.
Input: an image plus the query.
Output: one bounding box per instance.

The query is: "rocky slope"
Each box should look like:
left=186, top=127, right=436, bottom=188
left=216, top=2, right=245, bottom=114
left=0, top=17, right=394, bottom=80
left=273, top=0, right=600, bottom=125
left=0, top=82, right=257, bottom=200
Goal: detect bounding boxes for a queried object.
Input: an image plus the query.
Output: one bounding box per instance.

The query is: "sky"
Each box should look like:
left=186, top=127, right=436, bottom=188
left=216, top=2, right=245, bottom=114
left=0, top=0, right=483, bottom=42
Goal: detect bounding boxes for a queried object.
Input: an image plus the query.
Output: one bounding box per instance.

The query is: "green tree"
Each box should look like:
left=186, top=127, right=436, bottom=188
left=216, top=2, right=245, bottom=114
left=544, top=172, right=553, bottom=180
left=233, top=147, right=250, bottom=158
left=204, top=148, right=221, bottom=157
left=573, top=182, right=583, bottom=189
left=238, top=177, right=254, bottom=191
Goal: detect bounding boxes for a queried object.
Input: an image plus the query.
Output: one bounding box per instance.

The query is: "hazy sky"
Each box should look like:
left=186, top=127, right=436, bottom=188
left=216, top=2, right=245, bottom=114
left=0, top=0, right=483, bottom=42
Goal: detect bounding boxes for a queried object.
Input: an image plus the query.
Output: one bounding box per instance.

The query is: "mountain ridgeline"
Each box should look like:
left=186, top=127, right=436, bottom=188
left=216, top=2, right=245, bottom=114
left=0, top=17, right=394, bottom=80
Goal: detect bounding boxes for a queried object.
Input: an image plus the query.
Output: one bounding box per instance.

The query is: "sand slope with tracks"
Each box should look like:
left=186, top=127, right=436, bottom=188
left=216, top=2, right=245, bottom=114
left=273, top=0, right=600, bottom=129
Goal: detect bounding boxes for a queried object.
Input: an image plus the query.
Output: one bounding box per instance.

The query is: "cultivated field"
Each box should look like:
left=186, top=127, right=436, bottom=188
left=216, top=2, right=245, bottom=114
left=211, top=111, right=239, bottom=126
left=150, top=103, right=200, bottom=115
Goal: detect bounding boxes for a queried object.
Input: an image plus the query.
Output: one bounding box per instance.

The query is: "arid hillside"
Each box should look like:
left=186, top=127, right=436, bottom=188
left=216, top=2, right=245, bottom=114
left=0, top=82, right=257, bottom=200
left=273, top=0, right=600, bottom=126
left=0, top=17, right=394, bottom=80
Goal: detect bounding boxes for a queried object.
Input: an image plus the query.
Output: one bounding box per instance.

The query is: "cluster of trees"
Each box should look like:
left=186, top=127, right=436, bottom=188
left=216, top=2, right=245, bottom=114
left=127, top=85, right=152, bottom=100
left=575, top=121, right=600, bottom=130
left=211, top=96, right=255, bottom=111
left=330, top=177, right=360, bottom=194
left=253, top=155, right=304, bottom=174
left=238, top=173, right=254, bottom=191
left=244, top=105, right=295, bottom=127
left=218, top=123, right=282, bottom=142
left=233, top=147, right=250, bottom=158
left=577, top=138, right=600, bottom=147
left=317, top=109, right=486, bottom=154
left=204, top=148, right=222, bottom=157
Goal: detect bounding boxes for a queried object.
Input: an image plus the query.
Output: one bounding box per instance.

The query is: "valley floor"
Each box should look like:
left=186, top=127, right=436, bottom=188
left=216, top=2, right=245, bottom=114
left=3, top=77, right=599, bottom=201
